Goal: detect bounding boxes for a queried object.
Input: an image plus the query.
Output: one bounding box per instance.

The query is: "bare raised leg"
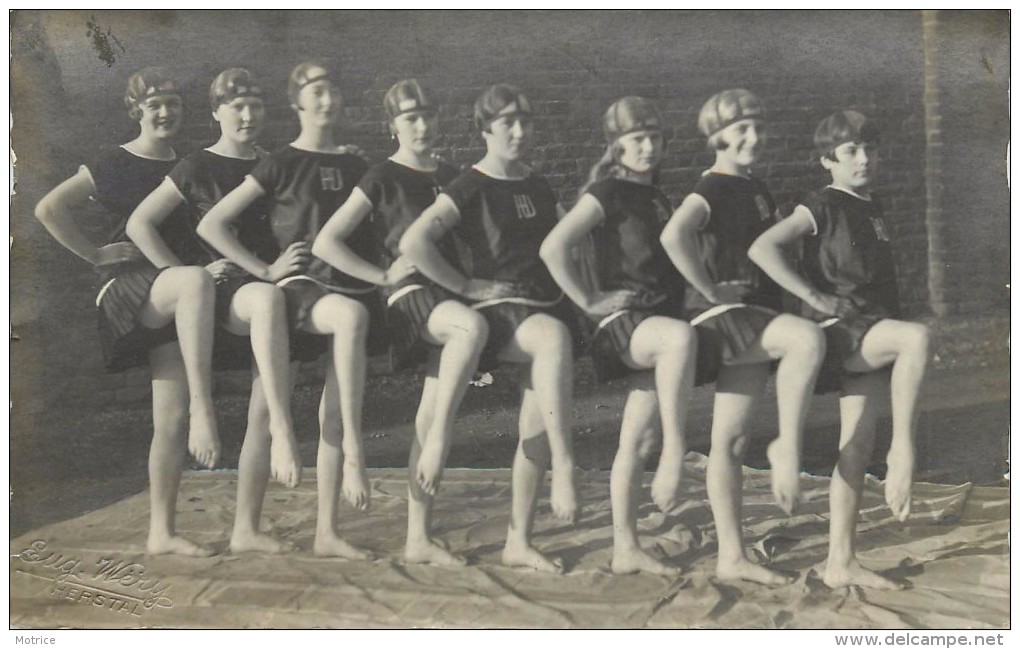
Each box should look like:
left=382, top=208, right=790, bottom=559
left=307, top=294, right=371, bottom=513
left=732, top=314, right=825, bottom=514
left=824, top=372, right=902, bottom=590
left=501, top=384, right=564, bottom=574
left=499, top=313, right=578, bottom=523
left=626, top=317, right=697, bottom=514
left=414, top=301, right=489, bottom=496
left=146, top=342, right=214, bottom=557
left=709, top=363, right=792, bottom=585
left=225, top=282, right=301, bottom=488
left=141, top=266, right=220, bottom=468
left=845, top=319, right=930, bottom=521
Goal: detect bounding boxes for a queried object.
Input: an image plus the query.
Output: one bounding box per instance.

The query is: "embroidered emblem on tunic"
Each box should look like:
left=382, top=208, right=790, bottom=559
left=320, top=167, right=344, bottom=191
left=513, top=194, right=538, bottom=219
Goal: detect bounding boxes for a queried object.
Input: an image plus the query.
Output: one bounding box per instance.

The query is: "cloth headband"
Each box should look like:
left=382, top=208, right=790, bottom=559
left=488, top=96, right=532, bottom=125
left=707, top=108, right=764, bottom=137
left=617, top=119, right=661, bottom=138
left=392, top=97, right=434, bottom=117
left=297, top=73, right=335, bottom=91
left=137, top=81, right=181, bottom=103
left=219, top=82, right=263, bottom=104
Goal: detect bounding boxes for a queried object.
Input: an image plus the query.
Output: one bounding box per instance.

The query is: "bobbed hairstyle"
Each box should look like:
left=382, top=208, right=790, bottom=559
left=209, top=68, right=263, bottom=111
left=287, top=60, right=335, bottom=107
left=124, top=67, right=181, bottom=120
left=602, top=96, right=662, bottom=143
left=473, top=83, right=532, bottom=132
left=384, top=78, right=435, bottom=121
left=578, top=96, right=664, bottom=200
left=813, top=110, right=880, bottom=160
left=697, top=88, right=764, bottom=150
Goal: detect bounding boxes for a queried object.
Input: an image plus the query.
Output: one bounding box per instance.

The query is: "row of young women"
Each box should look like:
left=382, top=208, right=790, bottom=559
left=35, top=62, right=929, bottom=589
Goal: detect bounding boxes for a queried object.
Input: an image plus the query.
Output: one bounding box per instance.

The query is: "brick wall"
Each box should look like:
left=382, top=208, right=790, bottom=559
left=9, top=10, right=1005, bottom=408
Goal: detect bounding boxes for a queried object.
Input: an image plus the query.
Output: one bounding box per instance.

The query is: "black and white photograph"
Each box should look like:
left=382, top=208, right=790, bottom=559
left=7, top=8, right=1011, bottom=634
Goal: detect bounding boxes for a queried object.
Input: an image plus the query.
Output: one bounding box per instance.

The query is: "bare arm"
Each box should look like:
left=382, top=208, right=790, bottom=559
left=312, top=188, right=410, bottom=286
left=125, top=178, right=186, bottom=269
left=34, top=168, right=143, bottom=267
left=749, top=205, right=842, bottom=315
left=660, top=193, right=725, bottom=303
left=399, top=194, right=466, bottom=291
left=540, top=193, right=638, bottom=318
left=400, top=194, right=514, bottom=300
left=197, top=177, right=307, bottom=282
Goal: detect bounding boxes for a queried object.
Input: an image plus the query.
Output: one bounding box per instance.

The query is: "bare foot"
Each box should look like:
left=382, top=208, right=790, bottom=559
left=824, top=559, right=903, bottom=590
left=550, top=463, right=579, bottom=523
left=612, top=545, right=681, bottom=576
left=651, top=452, right=684, bottom=514
left=717, top=556, right=793, bottom=586
left=884, top=444, right=914, bottom=521
left=188, top=408, right=221, bottom=469
left=269, top=426, right=302, bottom=488
left=147, top=534, right=214, bottom=557
left=766, top=438, right=801, bottom=515
left=502, top=540, right=564, bottom=574
left=405, top=538, right=467, bottom=566
left=313, top=533, right=374, bottom=560
left=415, top=433, right=446, bottom=497
left=230, top=531, right=294, bottom=554
left=342, top=457, right=371, bottom=511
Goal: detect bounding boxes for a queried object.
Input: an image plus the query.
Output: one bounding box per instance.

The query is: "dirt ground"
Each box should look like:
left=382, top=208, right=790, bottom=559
left=9, top=349, right=1009, bottom=538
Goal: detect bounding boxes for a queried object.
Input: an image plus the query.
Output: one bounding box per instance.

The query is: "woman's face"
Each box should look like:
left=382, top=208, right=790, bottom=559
left=716, top=117, right=766, bottom=167
left=483, top=101, right=533, bottom=161
left=294, top=67, right=342, bottom=128
left=213, top=96, right=266, bottom=145
left=137, top=93, right=183, bottom=140
left=616, top=128, right=664, bottom=174
left=391, top=109, right=439, bottom=155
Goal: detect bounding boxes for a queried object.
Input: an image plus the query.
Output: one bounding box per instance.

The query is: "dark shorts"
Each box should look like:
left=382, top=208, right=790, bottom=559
left=383, top=284, right=455, bottom=372
left=587, top=295, right=698, bottom=384
left=471, top=297, right=581, bottom=373
left=95, top=262, right=178, bottom=373
left=815, top=314, right=886, bottom=394
left=277, top=277, right=386, bottom=363
left=689, top=304, right=779, bottom=385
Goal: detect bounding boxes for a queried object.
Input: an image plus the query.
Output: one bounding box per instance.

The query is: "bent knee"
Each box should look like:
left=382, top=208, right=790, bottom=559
left=785, top=317, right=825, bottom=359
left=324, top=296, right=370, bottom=334
left=455, top=309, right=490, bottom=347
left=902, top=322, right=931, bottom=359
left=526, top=315, right=572, bottom=353
left=664, top=320, right=696, bottom=354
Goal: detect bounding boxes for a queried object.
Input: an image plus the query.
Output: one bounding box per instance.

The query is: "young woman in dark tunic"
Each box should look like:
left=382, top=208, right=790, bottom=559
left=34, top=67, right=219, bottom=556
left=400, top=84, right=578, bottom=573
left=126, top=68, right=303, bottom=554
left=540, top=97, right=695, bottom=576
left=750, top=110, right=929, bottom=590
left=314, top=79, right=489, bottom=566
left=661, top=89, right=825, bottom=585
left=199, top=61, right=373, bottom=559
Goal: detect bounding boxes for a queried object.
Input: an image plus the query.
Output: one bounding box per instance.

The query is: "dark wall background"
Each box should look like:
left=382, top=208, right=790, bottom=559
left=9, top=10, right=1008, bottom=413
